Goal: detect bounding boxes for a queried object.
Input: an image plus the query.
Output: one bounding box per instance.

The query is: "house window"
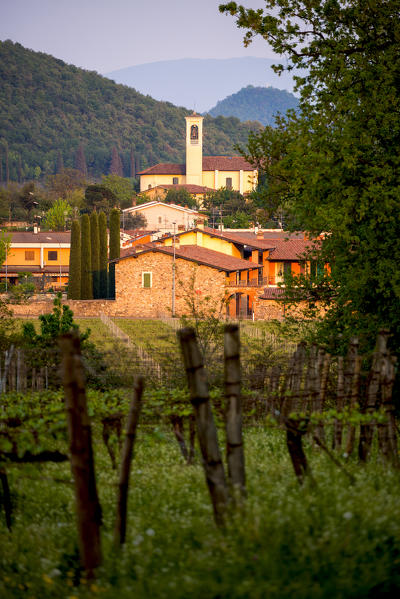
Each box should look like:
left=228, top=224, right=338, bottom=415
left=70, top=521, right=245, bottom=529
left=226, top=177, right=232, bottom=190
left=158, top=216, right=162, bottom=224
left=142, top=272, right=152, bottom=288
left=48, top=251, right=58, bottom=261
left=173, top=177, right=179, bottom=185
left=25, top=251, right=34, bottom=261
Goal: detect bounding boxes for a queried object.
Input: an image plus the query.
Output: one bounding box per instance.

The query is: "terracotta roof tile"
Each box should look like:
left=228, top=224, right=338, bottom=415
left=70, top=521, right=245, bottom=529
left=138, top=156, right=255, bottom=176
left=113, top=244, right=261, bottom=272
left=9, top=231, right=71, bottom=244
left=258, top=287, right=285, bottom=299
left=202, top=156, right=255, bottom=171
left=138, top=163, right=186, bottom=175
left=149, top=184, right=214, bottom=194
left=266, top=239, right=316, bottom=260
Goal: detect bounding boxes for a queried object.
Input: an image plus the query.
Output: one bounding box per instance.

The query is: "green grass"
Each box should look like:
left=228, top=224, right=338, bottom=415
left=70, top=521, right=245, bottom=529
left=1, top=425, right=400, bottom=598
left=114, top=319, right=177, bottom=350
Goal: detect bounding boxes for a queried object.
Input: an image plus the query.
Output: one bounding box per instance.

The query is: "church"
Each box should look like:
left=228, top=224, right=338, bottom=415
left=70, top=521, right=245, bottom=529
left=138, top=113, right=258, bottom=196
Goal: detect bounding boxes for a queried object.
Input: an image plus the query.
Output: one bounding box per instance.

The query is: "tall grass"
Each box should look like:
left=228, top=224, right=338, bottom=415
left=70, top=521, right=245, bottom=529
left=1, top=427, right=399, bottom=598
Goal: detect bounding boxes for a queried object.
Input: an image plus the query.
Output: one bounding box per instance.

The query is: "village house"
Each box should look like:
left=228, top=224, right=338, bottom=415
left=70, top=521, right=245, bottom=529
left=110, top=244, right=262, bottom=319
left=0, top=230, right=71, bottom=290
left=138, top=114, right=258, bottom=196
left=122, top=200, right=205, bottom=234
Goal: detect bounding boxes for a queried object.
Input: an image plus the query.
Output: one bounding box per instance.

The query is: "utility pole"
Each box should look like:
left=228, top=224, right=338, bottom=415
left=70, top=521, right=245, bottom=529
left=172, top=222, right=176, bottom=317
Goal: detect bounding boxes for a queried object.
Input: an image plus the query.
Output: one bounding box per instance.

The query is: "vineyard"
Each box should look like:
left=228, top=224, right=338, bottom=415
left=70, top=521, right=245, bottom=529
left=1, top=309, right=400, bottom=598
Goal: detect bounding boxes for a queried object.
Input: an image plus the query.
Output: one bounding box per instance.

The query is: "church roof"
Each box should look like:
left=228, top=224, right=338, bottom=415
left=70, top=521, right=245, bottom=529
left=144, top=184, right=214, bottom=194
left=202, top=156, right=255, bottom=171
left=138, top=163, right=186, bottom=175
left=138, top=156, right=255, bottom=176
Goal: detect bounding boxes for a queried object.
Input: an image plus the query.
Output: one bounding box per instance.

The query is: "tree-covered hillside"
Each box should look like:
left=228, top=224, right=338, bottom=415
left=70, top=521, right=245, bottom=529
left=207, top=85, right=298, bottom=126
left=0, top=41, right=260, bottom=182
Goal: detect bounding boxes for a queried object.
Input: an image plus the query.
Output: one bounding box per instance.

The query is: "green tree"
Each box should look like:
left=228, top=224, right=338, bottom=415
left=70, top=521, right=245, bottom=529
left=98, top=211, right=108, bottom=299
left=220, top=1, right=400, bottom=354
left=164, top=187, right=197, bottom=209
left=101, top=174, right=135, bottom=209
left=0, top=230, right=11, bottom=267
left=80, top=214, right=93, bottom=300
left=90, top=211, right=100, bottom=299
left=42, top=198, right=72, bottom=231
left=84, top=184, right=117, bottom=215
left=68, top=219, right=81, bottom=300
left=108, top=208, right=120, bottom=299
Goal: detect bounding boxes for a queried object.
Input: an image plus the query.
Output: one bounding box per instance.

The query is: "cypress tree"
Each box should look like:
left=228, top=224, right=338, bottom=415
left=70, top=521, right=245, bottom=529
left=80, top=214, right=93, bottom=299
left=98, top=211, right=108, bottom=299
left=90, top=212, right=100, bottom=299
left=68, top=219, right=81, bottom=299
left=108, top=208, right=120, bottom=299
left=75, top=144, right=87, bottom=178
left=130, top=148, right=135, bottom=178
left=110, top=147, right=123, bottom=176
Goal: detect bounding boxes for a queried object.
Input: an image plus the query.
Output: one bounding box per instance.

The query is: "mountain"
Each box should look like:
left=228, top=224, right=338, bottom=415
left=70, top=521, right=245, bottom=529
left=0, top=41, right=261, bottom=183
left=105, top=57, right=296, bottom=113
left=207, top=85, right=299, bottom=126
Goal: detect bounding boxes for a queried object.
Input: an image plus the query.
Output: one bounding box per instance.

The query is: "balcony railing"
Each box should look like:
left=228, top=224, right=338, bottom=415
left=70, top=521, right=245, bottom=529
left=226, top=277, right=269, bottom=288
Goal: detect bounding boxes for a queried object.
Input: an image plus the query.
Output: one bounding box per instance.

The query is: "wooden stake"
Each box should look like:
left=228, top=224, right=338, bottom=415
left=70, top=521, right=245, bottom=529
left=60, top=333, right=102, bottom=576
left=115, top=376, right=144, bottom=546
left=224, top=324, right=246, bottom=498
left=0, top=468, right=12, bottom=530
left=178, top=327, right=228, bottom=526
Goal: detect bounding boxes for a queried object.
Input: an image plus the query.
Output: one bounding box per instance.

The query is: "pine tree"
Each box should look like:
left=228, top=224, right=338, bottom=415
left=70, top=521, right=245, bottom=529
left=108, top=208, right=120, bottom=299
left=98, top=211, right=108, bottom=299
left=68, top=219, right=81, bottom=299
left=130, top=148, right=136, bottom=178
left=110, top=146, right=123, bottom=176
left=5, top=142, right=9, bottom=184
left=56, top=150, right=64, bottom=174
left=90, top=211, right=100, bottom=299
left=75, top=144, right=87, bottom=178
left=80, top=214, right=93, bottom=299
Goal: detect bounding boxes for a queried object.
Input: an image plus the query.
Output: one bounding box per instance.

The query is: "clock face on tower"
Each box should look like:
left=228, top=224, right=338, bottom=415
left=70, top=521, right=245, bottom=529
left=190, top=125, right=199, bottom=141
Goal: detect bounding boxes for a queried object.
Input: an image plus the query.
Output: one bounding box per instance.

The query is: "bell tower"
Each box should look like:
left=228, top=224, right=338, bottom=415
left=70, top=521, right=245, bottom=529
left=185, top=113, right=203, bottom=185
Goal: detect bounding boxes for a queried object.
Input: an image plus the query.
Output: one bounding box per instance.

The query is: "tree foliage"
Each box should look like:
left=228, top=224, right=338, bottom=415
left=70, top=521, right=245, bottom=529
left=0, top=40, right=258, bottom=182
left=164, top=188, right=197, bottom=209
left=220, top=0, right=400, bottom=353
left=80, top=214, right=93, bottom=300
left=42, top=198, right=72, bottom=231
left=90, top=211, right=100, bottom=299
left=68, top=219, right=81, bottom=300
left=98, top=211, right=108, bottom=299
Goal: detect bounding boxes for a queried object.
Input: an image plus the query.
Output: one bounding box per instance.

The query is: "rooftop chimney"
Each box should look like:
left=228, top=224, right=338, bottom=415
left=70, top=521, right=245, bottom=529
left=256, top=229, right=264, bottom=240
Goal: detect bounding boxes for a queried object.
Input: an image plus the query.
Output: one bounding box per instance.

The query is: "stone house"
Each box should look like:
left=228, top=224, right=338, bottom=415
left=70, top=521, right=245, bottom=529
left=110, top=244, right=261, bottom=318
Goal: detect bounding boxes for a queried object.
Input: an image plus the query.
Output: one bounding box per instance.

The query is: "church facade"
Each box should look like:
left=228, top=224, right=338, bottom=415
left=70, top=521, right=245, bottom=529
left=138, top=114, right=258, bottom=195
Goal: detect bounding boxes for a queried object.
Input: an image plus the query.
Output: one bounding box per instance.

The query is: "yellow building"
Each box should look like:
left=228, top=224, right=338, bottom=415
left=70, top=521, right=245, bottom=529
left=138, top=114, right=258, bottom=196
left=1, top=231, right=70, bottom=290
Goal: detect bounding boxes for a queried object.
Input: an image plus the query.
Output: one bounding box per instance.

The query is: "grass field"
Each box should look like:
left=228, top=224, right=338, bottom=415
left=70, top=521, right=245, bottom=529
left=1, top=424, right=400, bottom=599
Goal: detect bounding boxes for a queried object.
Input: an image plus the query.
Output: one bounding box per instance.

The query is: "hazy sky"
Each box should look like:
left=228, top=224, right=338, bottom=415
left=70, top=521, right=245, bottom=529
left=1, top=0, right=274, bottom=73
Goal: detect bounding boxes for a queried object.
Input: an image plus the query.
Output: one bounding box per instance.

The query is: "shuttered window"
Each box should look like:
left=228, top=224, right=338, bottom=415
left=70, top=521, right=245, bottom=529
left=142, top=272, right=152, bottom=288
left=25, top=251, right=34, bottom=261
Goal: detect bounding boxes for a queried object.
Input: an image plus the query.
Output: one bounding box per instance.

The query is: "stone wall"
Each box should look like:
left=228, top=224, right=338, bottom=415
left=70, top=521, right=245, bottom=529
left=114, top=252, right=227, bottom=318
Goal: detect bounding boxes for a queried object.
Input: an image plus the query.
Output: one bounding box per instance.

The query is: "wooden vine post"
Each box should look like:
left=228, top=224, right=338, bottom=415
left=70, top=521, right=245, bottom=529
left=178, top=327, right=228, bottom=526
left=60, top=333, right=102, bottom=576
left=114, top=376, right=144, bottom=546
left=224, top=324, right=246, bottom=498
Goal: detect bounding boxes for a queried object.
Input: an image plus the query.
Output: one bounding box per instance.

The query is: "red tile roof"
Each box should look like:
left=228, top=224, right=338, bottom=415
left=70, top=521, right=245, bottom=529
left=9, top=231, right=71, bottom=243
left=138, top=163, right=186, bottom=175
left=138, top=156, right=255, bottom=176
left=202, top=156, right=255, bottom=171
left=258, top=287, right=285, bottom=299
left=113, top=245, right=261, bottom=273
left=266, top=239, right=316, bottom=261
left=148, top=184, right=214, bottom=194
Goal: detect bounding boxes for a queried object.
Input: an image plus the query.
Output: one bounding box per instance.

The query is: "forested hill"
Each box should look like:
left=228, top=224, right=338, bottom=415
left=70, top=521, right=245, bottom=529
left=207, top=85, right=299, bottom=126
left=0, top=41, right=260, bottom=182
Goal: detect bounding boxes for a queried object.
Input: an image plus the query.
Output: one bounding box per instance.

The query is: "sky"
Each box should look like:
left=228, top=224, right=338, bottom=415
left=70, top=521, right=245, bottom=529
left=0, top=0, right=275, bottom=74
